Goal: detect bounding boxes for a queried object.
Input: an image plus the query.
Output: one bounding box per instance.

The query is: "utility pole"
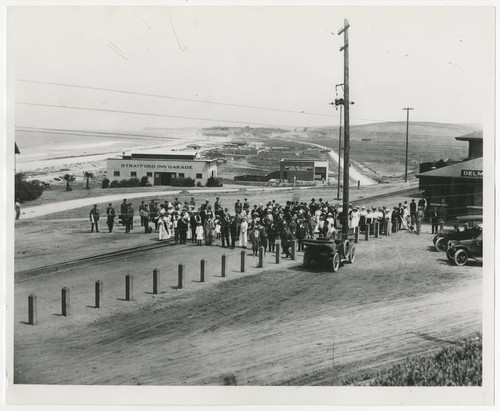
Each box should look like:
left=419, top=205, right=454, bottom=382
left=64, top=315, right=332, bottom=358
left=339, top=18, right=350, bottom=239
left=332, top=83, right=344, bottom=200
left=337, top=103, right=343, bottom=200
left=402, top=107, right=414, bottom=182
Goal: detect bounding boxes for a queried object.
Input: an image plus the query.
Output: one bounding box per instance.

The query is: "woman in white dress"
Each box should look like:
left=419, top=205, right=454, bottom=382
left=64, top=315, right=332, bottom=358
left=239, top=217, right=248, bottom=248
left=158, top=214, right=170, bottom=240
left=401, top=205, right=409, bottom=230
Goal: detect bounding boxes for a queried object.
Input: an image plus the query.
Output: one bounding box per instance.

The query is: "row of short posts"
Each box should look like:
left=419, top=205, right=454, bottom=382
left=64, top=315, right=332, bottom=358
left=28, top=243, right=296, bottom=324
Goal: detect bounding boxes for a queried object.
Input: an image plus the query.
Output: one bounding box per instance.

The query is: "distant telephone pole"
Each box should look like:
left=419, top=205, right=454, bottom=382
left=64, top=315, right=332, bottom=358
left=402, top=107, right=414, bottom=182
left=339, top=18, right=350, bottom=239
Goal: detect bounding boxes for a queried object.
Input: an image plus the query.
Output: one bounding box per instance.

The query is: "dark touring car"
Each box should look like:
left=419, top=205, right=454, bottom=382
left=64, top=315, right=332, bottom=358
left=302, top=238, right=355, bottom=272
left=433, top=215, right=482, bottom=251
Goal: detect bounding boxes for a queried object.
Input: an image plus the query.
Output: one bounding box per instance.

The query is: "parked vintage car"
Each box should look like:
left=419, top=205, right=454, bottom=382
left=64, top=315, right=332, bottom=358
left=302, top=238, right=355, bottom=272
left=433, top=215, right=482, bottom=251
left=446, top=232, right=483, bottom=266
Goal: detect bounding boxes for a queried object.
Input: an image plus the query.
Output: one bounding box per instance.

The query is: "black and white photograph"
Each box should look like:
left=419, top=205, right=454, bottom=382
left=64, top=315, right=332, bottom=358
left=3, top=2, right=496, bottom=407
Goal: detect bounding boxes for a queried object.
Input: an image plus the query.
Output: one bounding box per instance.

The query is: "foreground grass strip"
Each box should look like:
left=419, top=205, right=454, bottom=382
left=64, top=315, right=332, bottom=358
left=343, top=334, right=482, bottom=386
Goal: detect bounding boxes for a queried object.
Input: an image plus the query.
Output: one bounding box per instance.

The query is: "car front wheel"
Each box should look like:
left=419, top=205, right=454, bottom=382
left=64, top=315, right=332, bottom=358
left=454, top=249, right=469, bottom=266
left=331, top=252, right=340, bottom=272
left=348, top=246, right=356, bottom=263
left=435, top=237, right=448, bottom=252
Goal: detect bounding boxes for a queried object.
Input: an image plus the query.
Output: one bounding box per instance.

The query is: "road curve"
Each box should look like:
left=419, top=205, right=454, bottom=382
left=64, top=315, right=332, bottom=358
left=303, top=142, right=376, bottom=186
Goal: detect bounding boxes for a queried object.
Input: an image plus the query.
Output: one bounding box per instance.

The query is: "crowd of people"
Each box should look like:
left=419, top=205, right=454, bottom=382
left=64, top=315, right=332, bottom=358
left=89, top=195, right=432, bottom=256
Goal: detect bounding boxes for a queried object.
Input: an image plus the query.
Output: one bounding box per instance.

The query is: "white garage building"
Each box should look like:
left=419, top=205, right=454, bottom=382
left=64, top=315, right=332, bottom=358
left=107, top=151, right=218, bottom=186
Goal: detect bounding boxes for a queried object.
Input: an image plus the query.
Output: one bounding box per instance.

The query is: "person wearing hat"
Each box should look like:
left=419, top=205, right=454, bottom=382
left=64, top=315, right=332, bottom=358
left=140, top=203, right=151, bottom=234
left=139, top=200, right=146, bottom=227
left=189, top=197, right=196, bottom=212
left=351, top=206, right=360, bottom=229
left=243, top=198, right=250, bottom=213
left=234, top=199, right=242, bottom=215
left=189, top=212, right=199, bottom=243
left=120, top=198, right=128, bottom=227
left=391, top=206, right=399, bottom=233
left=89, top=204, right=100, bottom=233
left=214, top=196, right=223, bottom=218
left=195, top=221, right=204, bottom=246
left=229, top=214, right=238, bottom=249
left=172, top=212, right=180, bottom=243
left=106, top=203, right=115, bottom=233
left=239, top=216, right=248, bottom=248
left=359, top=206, right=366, bottom=233
left=410, top=199, right=417, bottom=226
left=250, top=222, right=261, bottom=256
left=177, top=216, right=188, bottom=244
left=158, top=212, right=170, bottom=241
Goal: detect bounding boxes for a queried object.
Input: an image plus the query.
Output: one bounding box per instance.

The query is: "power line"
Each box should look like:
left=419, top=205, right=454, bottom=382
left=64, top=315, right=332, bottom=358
left=15, top=101, right=310, bottom=128
left=16, top=79, right=332, bottom=118
left=15, top=78, right=389, bottom=123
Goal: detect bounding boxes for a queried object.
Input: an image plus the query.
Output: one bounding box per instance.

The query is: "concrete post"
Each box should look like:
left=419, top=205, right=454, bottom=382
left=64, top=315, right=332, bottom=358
left=125, top=274, right=134, bottom=301
left=439, top=220, right=444, bottom=233
left=354, top=227, right=359, bottom=243
left=178, top=264, right=185, bottom=289
left=61, top=287, right=70, bottom=317
left=416, top=221, right=421, bottom=235
left=240, top=250, right=246, bottom=273
left=200, top=259, right=206, bottom=282
left=28, top=294, right=37, bottom=325
left=275, top=242, right=281, bottom=264
left=95, top=280, right=103, bottom=308
left=291, top=240, right=296, bottom=260
left=153, top=268, right=160, bottom=294
left=221, top=254, right=226, bottom=277
left=258, top=246, right=265, bottom=268
left=365, top=224, right=370, bottom=241
left=387, top=222, right=391, bottom=236
left=375, top=222, right=379, bottom=238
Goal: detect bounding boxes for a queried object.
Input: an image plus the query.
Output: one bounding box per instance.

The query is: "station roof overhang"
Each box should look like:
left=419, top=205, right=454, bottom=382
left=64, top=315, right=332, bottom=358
left=416, top=157, right=483, bottom=180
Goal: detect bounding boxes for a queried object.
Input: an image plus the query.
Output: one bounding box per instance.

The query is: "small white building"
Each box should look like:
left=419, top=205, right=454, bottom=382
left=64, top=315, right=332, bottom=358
left=107, top=151, right=218, bottom=186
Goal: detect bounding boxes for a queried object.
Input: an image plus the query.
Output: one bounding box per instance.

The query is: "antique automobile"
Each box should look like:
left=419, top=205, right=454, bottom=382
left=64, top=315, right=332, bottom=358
left=446, top=232, right=483, bottom=266
left=302, top=238, right=355, bottom=272
left=433, top=215, right=482, bottom=252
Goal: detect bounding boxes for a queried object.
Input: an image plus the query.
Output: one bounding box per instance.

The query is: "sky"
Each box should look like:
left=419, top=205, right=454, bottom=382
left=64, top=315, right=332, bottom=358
left=7, top=6, right=495, bottom=132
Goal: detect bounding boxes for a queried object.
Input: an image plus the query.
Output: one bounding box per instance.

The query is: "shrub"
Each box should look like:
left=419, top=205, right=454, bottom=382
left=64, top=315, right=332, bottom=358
left=15, top=172, right=45, bottom=202
left=206, top=176, right=223, bottom=187
left=102, top=178, right=110, bottom=189
left=109, top=180, right=120, bottom=188
left=119, top=178, right=140, bottom=187
left=139, top=176, right=151, bottom=187
left=171, top=177, right=195, bottom=187
left=197, top=181, right=202, bottom=187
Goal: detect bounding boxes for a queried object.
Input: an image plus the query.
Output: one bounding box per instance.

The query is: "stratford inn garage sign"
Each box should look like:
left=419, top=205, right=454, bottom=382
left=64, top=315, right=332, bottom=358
left=121, top=163, right=194, bottom=170
left=461, top=169, right=483, bottom=177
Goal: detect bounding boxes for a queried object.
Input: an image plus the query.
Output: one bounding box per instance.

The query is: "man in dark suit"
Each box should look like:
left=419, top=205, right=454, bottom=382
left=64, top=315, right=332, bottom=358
left=89, top=204, right=100, bottom=233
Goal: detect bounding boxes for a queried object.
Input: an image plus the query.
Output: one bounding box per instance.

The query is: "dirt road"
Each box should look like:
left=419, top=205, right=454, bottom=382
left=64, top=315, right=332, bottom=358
left=13, top=226, right=481, bottom=385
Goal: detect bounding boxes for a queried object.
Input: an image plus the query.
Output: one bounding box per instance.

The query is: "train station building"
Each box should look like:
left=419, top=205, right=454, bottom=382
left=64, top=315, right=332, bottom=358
left=107, top=151, right=218, bottom=186
left=279, top=158, right=328, bottom=182
left=416, top=131, right=483, bottom=219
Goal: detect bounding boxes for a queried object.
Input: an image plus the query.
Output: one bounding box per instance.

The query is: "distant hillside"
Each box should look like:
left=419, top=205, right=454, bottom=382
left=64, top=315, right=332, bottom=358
left=310, top=122, right=481, bottom=143
left=352, top=122, right=479, bottom=137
